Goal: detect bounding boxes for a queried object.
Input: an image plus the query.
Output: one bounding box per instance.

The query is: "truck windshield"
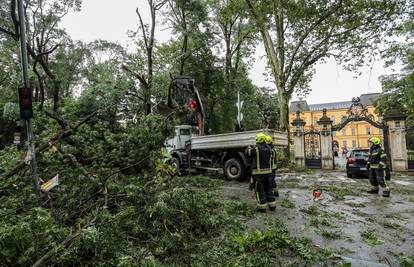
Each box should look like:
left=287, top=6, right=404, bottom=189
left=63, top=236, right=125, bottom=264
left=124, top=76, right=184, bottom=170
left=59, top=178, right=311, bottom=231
left=180, top=129, right=191, bottom=135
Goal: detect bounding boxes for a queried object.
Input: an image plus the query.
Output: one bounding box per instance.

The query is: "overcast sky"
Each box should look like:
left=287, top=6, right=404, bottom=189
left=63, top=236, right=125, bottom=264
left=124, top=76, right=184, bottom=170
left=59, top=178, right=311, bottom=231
left=61, top=0, right=395, bottom=104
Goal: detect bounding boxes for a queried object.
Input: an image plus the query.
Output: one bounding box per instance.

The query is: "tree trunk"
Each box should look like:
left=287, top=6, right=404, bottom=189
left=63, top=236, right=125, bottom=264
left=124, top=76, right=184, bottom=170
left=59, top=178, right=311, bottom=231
left=278, top=87, right=291, bottom=157
left=53, top=79, right=60, bottom=112
left=179, top=9, right=188, bottom=75
left=278, top=91, right=289, bottom=133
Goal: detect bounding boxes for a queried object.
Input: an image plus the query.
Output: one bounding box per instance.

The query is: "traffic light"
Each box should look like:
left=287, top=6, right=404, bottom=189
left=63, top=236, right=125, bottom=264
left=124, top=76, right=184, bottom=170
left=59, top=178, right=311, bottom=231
left=18, top=86, right=33, bottom=120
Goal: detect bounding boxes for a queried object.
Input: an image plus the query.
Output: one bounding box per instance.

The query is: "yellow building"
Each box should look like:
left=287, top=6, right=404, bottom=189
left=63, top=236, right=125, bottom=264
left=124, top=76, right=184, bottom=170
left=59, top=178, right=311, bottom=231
left=289, top=93, right=383, bottom=151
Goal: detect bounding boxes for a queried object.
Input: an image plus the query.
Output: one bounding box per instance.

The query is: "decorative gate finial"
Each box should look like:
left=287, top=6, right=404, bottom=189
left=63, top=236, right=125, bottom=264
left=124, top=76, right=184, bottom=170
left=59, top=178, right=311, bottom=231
left=348, top=97, right=368, bottom=117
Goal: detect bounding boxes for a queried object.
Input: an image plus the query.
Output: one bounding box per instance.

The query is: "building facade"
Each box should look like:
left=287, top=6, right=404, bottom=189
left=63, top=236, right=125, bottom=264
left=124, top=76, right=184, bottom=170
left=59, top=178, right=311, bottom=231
left=289, top=93, right=383, bottom=152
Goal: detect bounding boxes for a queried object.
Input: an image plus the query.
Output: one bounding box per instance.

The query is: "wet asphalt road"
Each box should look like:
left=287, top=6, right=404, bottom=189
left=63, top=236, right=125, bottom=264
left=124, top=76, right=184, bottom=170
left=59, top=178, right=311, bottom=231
left=219, top=170, right=414, bottom=267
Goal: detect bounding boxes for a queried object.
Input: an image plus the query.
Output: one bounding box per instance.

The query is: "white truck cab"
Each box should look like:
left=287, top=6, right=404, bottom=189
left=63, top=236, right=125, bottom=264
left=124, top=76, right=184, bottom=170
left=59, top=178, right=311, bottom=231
left=166, top=125, right=198, bottom=152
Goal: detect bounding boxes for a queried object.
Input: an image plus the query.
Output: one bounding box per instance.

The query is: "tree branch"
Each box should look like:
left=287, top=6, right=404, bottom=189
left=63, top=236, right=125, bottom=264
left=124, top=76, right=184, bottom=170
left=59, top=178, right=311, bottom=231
left=284, top=0, right=343, bottom=81
left=10, top=0, right=19, bottom=39
left=136, top=7, right=149, bottom=50
left=121, top=64, right=149, bottom=89
left=0, top=25, right=17, bottom=39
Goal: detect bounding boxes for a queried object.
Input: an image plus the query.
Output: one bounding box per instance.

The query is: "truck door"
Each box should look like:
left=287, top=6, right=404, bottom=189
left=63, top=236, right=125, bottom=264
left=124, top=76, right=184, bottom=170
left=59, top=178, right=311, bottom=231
left=177, top=128, right=191, bottom=150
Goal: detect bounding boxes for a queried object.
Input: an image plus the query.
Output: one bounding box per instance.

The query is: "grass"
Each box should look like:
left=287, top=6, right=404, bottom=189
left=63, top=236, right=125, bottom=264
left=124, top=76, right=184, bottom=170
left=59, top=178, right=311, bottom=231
left=320, top=230, right=342, bottom=240
left=300, top=205, right=343, bottom=219
left=225, top=200, right=255, bottom=217
left=281, top=199, right=295, bottom=209
left=309, top=217, right=335, bottom=228
left=324, top=185, right=358, bottom=200
left=345, top=202, right=366, bottom=208
left=383, top=220, right=402, bottom=230
left=384, top=213, right=404, bottom=220
left=360, top=229, right=384, bottom=246
left=228, top=217, right=339, bottom=265
left=394, top=187, right=414, bottom=195
left=399, top=254, right=414, bottom=267
left=352, top=210, right=369, bottom=217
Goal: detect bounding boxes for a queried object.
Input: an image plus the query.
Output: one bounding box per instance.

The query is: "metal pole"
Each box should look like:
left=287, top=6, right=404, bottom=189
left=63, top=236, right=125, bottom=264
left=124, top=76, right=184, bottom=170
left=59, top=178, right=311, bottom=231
left=17, top=0, right=41, bottom=197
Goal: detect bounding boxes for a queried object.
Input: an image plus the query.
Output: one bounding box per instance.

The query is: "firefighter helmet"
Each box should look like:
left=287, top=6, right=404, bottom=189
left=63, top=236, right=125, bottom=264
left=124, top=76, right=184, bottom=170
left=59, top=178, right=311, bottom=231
left=265, top=135, right=273, bottom=145
left=255, top=133, right=267, bottom=144
left=369, top=137, right=381, bottom=146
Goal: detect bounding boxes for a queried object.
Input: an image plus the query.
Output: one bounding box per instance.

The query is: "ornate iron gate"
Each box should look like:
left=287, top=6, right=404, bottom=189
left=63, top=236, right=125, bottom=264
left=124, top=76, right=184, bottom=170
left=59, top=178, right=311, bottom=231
left=331, top=97, right=391, bottom=168
left=304, top=131, right=321, bottom=168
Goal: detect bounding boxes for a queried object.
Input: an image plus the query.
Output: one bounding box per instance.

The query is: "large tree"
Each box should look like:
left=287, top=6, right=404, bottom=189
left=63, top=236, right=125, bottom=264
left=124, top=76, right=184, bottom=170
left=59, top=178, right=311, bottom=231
left=245, top=0, right=404, bottom=133
left=126, top=0, right=167, bottom=115
left=165, top=0, right=208, bottom=75
left=377, top=2, right=414, bottom=120
left=0, top=0, right=81, bottom=111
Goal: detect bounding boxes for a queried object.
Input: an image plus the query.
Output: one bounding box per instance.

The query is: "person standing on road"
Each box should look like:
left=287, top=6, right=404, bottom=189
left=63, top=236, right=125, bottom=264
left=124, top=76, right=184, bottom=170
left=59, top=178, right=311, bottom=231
left=367, top=137, right=390, bottom=197
left=265, top=135, right=279, bottom=198
left=342, top=146, right=349, bottom=158
left=247, top=133, right=276, bottom=213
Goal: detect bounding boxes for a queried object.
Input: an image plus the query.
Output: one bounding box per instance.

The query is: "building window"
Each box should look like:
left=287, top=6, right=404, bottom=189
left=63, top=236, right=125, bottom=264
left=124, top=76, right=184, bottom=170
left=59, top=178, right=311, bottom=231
left=343, top=141, right=347, bottom=148
left=314, top=117, right=318, bottom=125
left=366, top=127, right=371, bottom=135
left=351, top=128, right=356, bottom=136
left=352, top=140, right=357, bottom=148
left=342, top=129, right=346, bottom=136
left=341, top=116, right=347, bottom=123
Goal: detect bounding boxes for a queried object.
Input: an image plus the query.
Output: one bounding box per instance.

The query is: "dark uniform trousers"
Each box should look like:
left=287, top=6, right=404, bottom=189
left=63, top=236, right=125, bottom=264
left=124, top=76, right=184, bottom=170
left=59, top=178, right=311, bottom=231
left=368, top=146, right=389, bottom=189
left=369, top=168, right=388, bottom=188
left=254, top=174, right=276, bottom=210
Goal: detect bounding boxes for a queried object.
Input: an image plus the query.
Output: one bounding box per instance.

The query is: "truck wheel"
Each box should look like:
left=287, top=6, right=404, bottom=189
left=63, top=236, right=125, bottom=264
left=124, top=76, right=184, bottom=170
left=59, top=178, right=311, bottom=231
left=224, top=158, right=247, bottom=181
left=171, top=157, right=181, bottom=175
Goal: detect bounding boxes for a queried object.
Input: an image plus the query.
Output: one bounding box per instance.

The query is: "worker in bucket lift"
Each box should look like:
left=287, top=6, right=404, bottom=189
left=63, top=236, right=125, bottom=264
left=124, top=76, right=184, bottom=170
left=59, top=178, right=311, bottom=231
left=366, top=137, right=390, bottom=197
left=247, top=133, right=277, bottom=212
left=265, top=135, right=279, bottom=198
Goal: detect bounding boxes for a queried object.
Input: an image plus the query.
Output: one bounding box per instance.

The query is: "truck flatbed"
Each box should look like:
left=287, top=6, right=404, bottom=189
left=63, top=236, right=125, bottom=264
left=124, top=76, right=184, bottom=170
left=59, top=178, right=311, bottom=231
left=191, top=129, right=288, bottom=150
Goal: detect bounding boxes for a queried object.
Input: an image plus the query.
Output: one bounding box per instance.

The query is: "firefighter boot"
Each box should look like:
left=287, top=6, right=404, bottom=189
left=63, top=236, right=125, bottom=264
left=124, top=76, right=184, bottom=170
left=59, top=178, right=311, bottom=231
left=256, top=207, right=267, bottom=213
left=383, top=188, right=390, bottom=197
left=268, top=201, right=276, bottom=212
left=366, top=187, right=379, bottom=194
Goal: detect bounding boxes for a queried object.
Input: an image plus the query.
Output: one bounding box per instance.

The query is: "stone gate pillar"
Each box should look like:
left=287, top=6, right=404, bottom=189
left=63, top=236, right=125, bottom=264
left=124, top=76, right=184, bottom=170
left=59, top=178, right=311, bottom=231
left=291, top=111, right=306, bottom=168
left=318, top=109, right=334, bottom=170
left=384, top=113, right=408, bottom=172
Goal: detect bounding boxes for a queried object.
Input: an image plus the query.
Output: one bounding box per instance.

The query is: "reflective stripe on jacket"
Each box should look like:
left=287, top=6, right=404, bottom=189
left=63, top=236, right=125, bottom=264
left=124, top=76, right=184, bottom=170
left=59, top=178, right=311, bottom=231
left=248, top=143, right=272, bottom=175
left=368, top=145, right=387, bottom=169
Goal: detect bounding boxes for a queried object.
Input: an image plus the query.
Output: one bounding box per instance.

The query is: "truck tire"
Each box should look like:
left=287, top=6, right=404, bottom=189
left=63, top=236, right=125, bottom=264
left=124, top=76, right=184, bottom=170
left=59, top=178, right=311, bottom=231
left=171, top=157, right=181, bottom=175
left=224, top=158, right=247, bottom=181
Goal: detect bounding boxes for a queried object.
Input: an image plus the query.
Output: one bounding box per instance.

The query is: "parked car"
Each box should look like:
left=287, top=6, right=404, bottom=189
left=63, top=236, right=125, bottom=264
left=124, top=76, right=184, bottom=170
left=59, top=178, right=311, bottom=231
left=346, top=149, right=391, bottom=179
left=346, top=149, right=370, bottom=178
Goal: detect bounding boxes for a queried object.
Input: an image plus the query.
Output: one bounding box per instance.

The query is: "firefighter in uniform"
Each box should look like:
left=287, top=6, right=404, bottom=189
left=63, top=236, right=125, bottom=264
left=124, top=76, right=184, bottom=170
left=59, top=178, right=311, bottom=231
left=367, top=137, right=390, bottom=197
left=247, top=133, right=277, bottom=212
left=265, top=135, right=279, bottom=197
